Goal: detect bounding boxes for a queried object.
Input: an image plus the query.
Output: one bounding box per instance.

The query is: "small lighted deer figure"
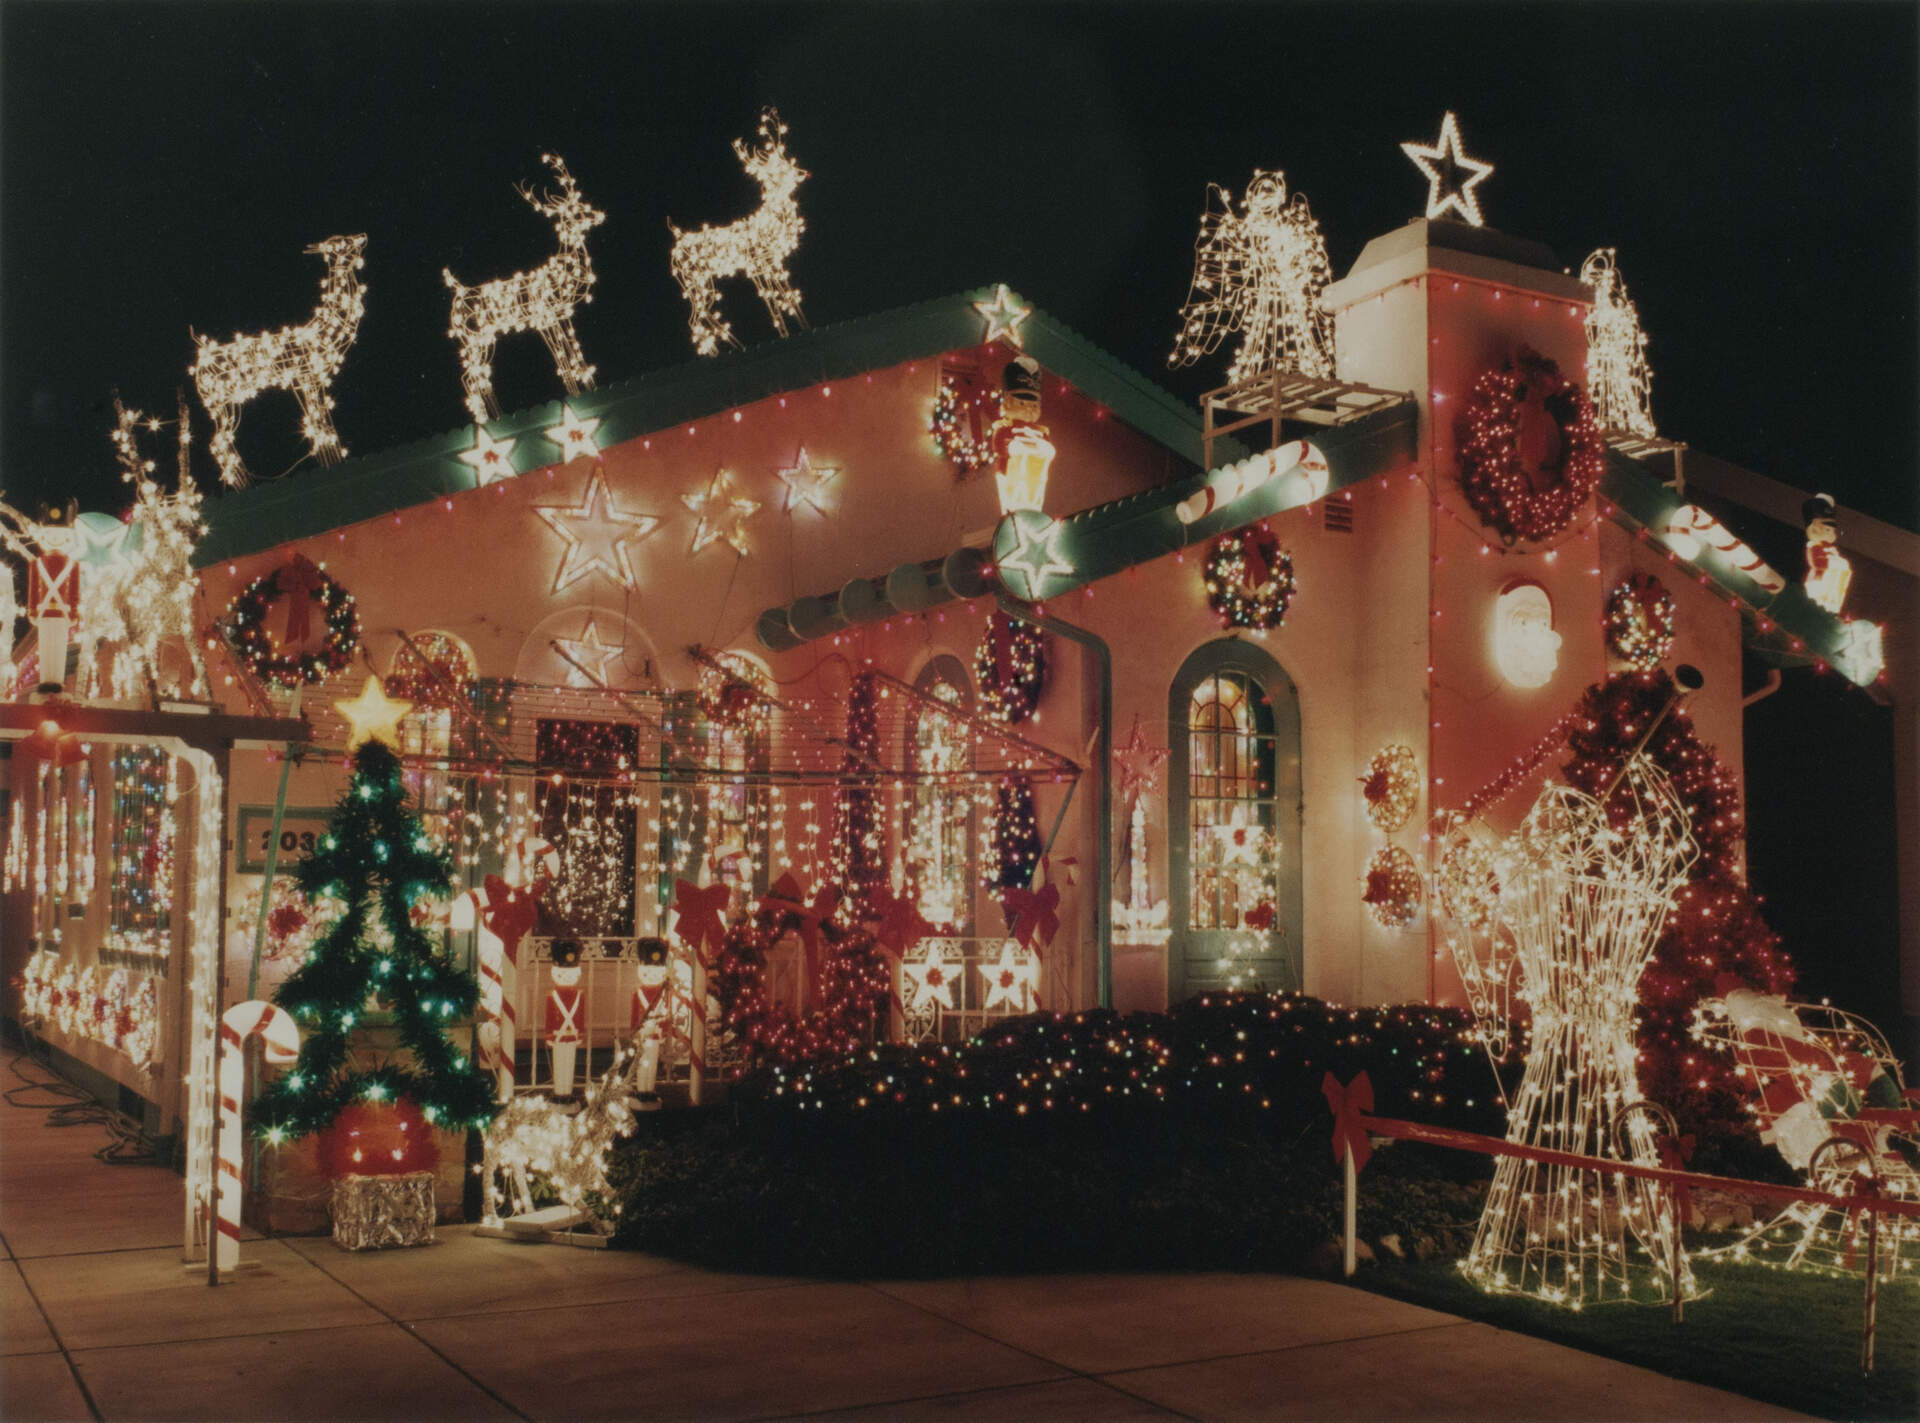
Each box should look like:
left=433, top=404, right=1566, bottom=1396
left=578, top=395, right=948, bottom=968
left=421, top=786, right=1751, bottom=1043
left=190, top=233, right=367, bottom=488
left=444, top=153, right=605, bottom=423
left=668, top=107, right=809, bottom=356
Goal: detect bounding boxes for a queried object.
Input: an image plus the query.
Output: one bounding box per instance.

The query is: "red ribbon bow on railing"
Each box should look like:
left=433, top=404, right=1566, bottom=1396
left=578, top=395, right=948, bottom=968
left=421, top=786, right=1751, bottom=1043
left=480, top=874, right=540, bottom=967
left=866, top=887, right=935, bottom=962
left=1000, top=882, right=1061, bottom=954
left=672, top=879, right=729, bottom=960
left=760, top=871, right=842, bottom=995
left=1322, top=1071, right=1375, bottom=1174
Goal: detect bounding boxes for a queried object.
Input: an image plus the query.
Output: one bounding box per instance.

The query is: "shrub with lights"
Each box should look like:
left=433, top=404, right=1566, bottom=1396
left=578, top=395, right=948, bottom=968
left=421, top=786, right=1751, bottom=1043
left=1203, top=527, right=1296, bottom=631
left=1456, top=347, right=1603, bottom=544
left=253, top=740, right=497, bottom=1159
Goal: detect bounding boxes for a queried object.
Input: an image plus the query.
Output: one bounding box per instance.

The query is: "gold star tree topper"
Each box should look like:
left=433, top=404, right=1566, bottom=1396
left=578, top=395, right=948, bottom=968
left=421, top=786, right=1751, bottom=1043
left=334, top=675, right=413, bottom=750
left=1401, top=111, right=1494, bottom=228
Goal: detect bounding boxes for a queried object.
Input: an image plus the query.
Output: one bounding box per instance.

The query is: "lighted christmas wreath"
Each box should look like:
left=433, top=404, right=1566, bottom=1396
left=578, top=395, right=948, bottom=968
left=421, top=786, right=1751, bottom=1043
left=1204, top=526, right=1296, bottom=631
left=1604, top=573, right=1676, bottom=671
left=708, top=901, right=892, bottom=1067
left=1360, top=745, right=1420, bottom=832
left=928, top=375, right=991, bottom=474
left=1362, top=845, right=1423, bottom=928
left=698, top=651, right=772, bottom=735
left=975, top=610, right=1045, bottom=724
left=224, top=555, right=360, bottom=688
left=1457, top=348, right=1604, bottom=544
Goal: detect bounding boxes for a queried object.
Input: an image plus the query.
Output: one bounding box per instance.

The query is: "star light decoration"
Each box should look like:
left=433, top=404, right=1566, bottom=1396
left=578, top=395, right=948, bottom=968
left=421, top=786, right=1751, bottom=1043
left=775, top=446, right=839, bottom=516
left=553, top=614, right=623, bottom=687
left=535, top=468, right=659, bottom=593
left=979, top=941, right=1042, bottom=1013
left=1401, top=112, right=1494, bottom=227
left=901, top=939, right=961, bottom=1014
left=1114, top=715, right=1171, bottom=807
left=683, top=470, right=761, bottom=556
left=333, top=675, right=413, bottom=751
left=993, top=510, right=1075, bottom=602
left=973, top=285, right=1031, bottom=348
left=544, top=402, right=602, bottom=463
left=458, top=425, right=519, bottom=486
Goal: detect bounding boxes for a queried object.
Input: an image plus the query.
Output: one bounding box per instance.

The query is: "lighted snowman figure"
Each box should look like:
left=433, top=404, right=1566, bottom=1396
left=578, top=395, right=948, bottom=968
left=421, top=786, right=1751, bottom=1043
left=1801, top=493, right=1852, bottom=615
left=626, top=936, right=671, bottom=1107
left=544, top=939, right=585, bottom=1098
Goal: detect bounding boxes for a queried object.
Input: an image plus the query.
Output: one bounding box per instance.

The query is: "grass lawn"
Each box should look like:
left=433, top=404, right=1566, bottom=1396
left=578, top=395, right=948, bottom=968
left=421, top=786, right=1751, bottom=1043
left=1359, top=1254, right=1918, bottom=1422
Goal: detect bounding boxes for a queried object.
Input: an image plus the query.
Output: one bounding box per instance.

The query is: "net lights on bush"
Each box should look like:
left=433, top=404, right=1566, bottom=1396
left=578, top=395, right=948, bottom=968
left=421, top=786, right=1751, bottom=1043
left=190, top=233, right=368, bottom=488
left=1605, top=574, right=1676, bottom=671
left=1170, top=168, right=1336, bottom=382
left=1203, top=527, right=1296, bottom=631
left=1359, top=745, right=1420, bottom=832
left=1401, top=111, right=1494, bottom=227
left=1457, top=349, right=1603, bottom=545
left=444, top=154, right=604, bottom=423
left=1580, top=249, right=1656, bottom=438
left=669, top=107, right=808, bottom=357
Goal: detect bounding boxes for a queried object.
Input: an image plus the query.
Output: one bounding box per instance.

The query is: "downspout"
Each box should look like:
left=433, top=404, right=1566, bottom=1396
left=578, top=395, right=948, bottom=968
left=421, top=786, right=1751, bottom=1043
left=1742, top=667, right=1783, bottom=708
left=998, top=592, right=1113, bottom=1009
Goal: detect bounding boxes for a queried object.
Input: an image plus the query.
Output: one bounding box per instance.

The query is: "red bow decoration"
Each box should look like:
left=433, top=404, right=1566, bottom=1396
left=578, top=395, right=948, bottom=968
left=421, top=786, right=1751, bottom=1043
left=672, top=879, right=729, bottom=959
left=1242, top=533, right=1273, bottom=592
left=760, top=871, right=842, bottom=995
left=19, top=713, right=86, bottom=767
left=1322, top=1071, right=1375, bottom=1173
left=866, top=887, right=935, bottom=961
left=1000, top=881, right=1060, bottom=953
left=277, top=554, right=326, bottom=652
left=481, top=874, right=541, bottom=966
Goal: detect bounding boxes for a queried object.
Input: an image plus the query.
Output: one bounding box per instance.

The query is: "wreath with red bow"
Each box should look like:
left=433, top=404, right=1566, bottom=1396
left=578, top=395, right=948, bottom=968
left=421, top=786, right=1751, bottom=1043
left=1203, top=526, right=1296, bottom=631
left=708, top=892, right=892, bottom=1067
left=224, top=555, right=360, bottom=688
left=1456, top=348, right=1604, bottom=544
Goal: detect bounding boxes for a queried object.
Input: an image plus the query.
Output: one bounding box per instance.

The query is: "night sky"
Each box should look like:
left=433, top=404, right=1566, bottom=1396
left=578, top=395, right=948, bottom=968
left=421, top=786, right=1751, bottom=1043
left=3, top=1, right=1915, bottom=533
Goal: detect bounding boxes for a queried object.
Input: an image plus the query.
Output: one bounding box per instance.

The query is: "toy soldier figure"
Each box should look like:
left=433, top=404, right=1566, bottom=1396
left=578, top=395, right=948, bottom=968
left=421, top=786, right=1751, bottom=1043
left=544, top=939, right=585, bottom=1097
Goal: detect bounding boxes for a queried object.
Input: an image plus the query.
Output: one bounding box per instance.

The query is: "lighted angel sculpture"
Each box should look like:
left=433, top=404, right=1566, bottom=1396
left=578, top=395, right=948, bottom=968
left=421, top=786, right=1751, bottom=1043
left=668, top=107, right=809, bottom=357
left=1170, top=170, right=1335, bottom=384
left=190, top=233, right=367, bottom=488
left=1580, top=249, right=1656, bottom=438
left=1436, top=753, right=1700, bottom=1307
left=444, top=153, right=605, bottom=423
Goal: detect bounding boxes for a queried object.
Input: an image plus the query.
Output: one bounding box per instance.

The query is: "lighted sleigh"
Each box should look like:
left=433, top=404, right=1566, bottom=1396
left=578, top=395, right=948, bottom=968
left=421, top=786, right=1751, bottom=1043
left=1693, top=986, right=1920, bottom=1281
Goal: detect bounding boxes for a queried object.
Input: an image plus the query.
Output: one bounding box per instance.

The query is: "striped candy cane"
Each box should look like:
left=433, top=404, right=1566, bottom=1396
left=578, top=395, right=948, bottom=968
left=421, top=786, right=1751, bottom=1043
left=508, top=833, right=559, bottom=887
left=1176, top=439, right=1328, bottom=525
left=217, top=1001, right=300, bottom=1271
left=1662, top=504, right=1787, bottom=593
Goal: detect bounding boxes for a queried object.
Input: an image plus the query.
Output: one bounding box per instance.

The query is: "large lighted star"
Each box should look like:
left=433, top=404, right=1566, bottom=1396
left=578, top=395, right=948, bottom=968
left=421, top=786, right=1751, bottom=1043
left=74, top=512, right=138, bottom=574
left=1401, top=111, right=1494, bottom=227
left=973, top=284, right=1031, bottom=348
left=901, top=940, right=960, bottom=1013
left=994, top=512, right=1074, bottom=601
left=458, top=424, right=519, bottom=486
left=979, top=941, right=1041, bottom=1013
left=334, top=675, right=413, bottom=751
left=1213, top=805, right=1268, bottom=869
left=775, top=447, right=839, bottom=516
left=535, top=468, right=659, bottom=593
left=682, top=470, right=760, bottom=557
left=1113, top=715, right=1171, bottom=804
left=544, top=403, right=602, bottom=464
left=553, top=614, right=622, bottom=687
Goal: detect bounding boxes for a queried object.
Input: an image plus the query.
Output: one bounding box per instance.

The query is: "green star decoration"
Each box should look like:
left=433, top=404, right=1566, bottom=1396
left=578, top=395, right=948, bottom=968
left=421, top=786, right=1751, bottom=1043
left=993, top=510, right=1075, bottom=602
left=973, top=284, right=1031, bottom=348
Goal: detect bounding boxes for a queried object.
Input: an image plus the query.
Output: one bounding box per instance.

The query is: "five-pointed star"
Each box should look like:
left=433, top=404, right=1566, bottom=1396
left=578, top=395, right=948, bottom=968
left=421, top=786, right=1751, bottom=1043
left=979, top=940, right=1042, bottom=1013
left=901, top=940, right=960, bottom=1013
left=973, top=284, right=1032, bottom=348
left=1401, top=111, right=1494, bottom=228
left=554, top=614, right=623, bottom=687
left=775, top=446, right=839, bottom=516
left=1213, top=805, right=1268, bottom=868
left=74, top=514, right=137, bottom=573
left=682, top=471, right=760, bottom=556
left=535, top=468, right=659, bottom=593
left=544, top=402, right=603, bottom=464
left=996, top=514, right=1074, bottom=598
left=334, top=674, right=413, bottom=751
left=458, top=424, right=519, bottom=486
left=1113, top=715, right=1171, bottom=804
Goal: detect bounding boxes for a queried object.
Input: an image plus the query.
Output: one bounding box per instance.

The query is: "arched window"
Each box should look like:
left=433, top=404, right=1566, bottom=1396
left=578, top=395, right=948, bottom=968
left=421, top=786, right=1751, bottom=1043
left=1169, top=641, right=1302, bottom=996
left=909, top=656, right=973, bottom=931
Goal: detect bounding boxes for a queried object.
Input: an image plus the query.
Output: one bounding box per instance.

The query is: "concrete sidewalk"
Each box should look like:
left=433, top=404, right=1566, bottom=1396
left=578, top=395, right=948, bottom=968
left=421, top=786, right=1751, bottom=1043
left=1, top=1076, right=1807, bottom=1422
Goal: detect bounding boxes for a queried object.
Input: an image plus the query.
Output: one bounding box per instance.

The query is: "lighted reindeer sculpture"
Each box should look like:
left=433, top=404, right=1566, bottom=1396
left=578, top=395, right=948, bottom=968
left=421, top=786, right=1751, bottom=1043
left=189, top=233, right=367, bottom=488
left=444, top=153, right=605, bottom=423
left=668, top=107, right=809, bottom=357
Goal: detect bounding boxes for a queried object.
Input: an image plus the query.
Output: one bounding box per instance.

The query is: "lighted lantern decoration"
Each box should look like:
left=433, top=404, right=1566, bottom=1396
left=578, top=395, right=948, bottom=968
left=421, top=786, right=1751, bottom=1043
left=1604, top=573, right=1676, bottom=671
left=1800, top=493, right=1853, bottom=616
left=1362, top=845, right=1423, bottom=928
left=989, top=356, right=1056, bottom=515
left=1203, top=526, right=1296, bottom=631
left=224, top=554, right=361, bottom=689
left=1457, top=348, right=1603, bottom=545
left=1359, top=745, right=1420, bottom=832
left=1492, top=580, right=1561, bottom=689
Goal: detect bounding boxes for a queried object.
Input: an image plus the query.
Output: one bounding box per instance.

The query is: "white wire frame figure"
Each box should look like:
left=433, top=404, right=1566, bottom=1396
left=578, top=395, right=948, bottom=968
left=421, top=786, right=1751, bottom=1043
left=1580, top=249, right=1657, bottom=438
left=1692, top=993, right=1920, bottom=1281
left=1435, top=755, right=1701, bottom=1307
left=1169, top=170, right=1336, bottom=385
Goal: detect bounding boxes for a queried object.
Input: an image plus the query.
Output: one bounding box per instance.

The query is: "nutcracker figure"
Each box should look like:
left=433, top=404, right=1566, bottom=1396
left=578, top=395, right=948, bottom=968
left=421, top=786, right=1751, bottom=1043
left=988, top=356, right=1055, bottom=515
left=27, top=508, right=80, bottom=693
left=626, top=936, right=671, bottom=1106
left=544, top=939, right=585, bottom=1097
left=1801, top=493, right=1852, bottom=616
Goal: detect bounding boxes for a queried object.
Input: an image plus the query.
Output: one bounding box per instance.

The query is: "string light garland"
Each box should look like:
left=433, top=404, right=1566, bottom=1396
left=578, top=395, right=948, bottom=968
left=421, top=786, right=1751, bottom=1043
left=1605, top=574, right=1676, bottom=670
left=669, top=107, right=808, bottom=356
left=1360, top=745, right=1420, bottom=832
left=1401, top=111, right=1494, bottom=227
left=1170, top=169, right=1336, bottom=381
left=1203, top=527, right=1296, bottom=631
left=974, top=611, right=1045, bottom=725
left=535, top=467, right=659, bottom=593
left=190, top=233, right=368, bottom=488
left=1580, top=249, right=1656, bottom=437
left=443, top=153, right=604, bottom=423
left=1362, top=846, right=1423, bottom=928
left=222, top=555, right=360, bottom=688
left=1457, top=348, right=1604, bottom=544
left=682, top=469, right=760, bottom=557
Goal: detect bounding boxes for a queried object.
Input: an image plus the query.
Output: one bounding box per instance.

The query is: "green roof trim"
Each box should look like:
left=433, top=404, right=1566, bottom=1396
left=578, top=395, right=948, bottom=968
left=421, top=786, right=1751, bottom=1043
left=193, top=288, right=1237, bottom=568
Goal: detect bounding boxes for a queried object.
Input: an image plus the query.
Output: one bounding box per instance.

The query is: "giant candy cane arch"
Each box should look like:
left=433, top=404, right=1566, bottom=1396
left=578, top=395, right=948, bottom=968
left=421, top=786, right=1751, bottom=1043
left=216, top=1001, right=300, bottom=1271
left=1661, top=504, right=1786, bottom=594
left=1175, top=439, right=1328, bottom=525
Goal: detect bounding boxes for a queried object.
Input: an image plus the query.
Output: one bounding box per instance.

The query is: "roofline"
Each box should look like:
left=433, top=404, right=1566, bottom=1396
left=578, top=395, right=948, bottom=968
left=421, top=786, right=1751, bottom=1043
left=192, top=288, right=1241, bottom=567
left=1679, top=450, right=1920, bottom=579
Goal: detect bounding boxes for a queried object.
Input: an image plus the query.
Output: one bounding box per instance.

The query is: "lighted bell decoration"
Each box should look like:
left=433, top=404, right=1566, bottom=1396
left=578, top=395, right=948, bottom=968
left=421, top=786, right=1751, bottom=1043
left=990, top=356, right=1056, bottom=515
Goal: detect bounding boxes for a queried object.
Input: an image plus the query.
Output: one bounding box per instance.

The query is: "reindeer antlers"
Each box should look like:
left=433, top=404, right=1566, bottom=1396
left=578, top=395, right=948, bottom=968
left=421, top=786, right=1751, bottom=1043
left=517, top=153, right=588, bottom=216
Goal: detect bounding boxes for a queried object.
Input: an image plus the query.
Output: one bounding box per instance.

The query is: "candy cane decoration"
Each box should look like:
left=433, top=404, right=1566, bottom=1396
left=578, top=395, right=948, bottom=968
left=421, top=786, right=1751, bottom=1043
left=507, top=832, right=560, bottom=886
left=217, top=1001, right=299, bottom=1271
left=1661, top=504, right=1787, bottom=594
left=1176, top=439, right=1328, bottom=525
left=451, top=834, right=558, bottom=1103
